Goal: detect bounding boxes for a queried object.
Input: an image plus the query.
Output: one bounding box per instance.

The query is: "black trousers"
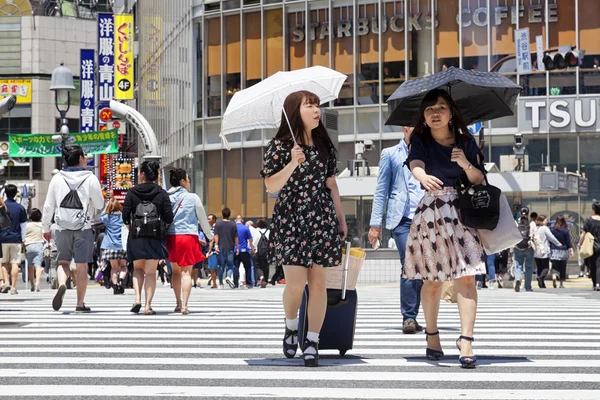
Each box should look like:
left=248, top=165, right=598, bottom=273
left=255, top=257, right=269, bottom=282
left=535, top=258, right=550, bottom=282
left=551, top=259, right=568, bottom=282
left=234, top=252, right=253, bottom=287
left=588, top=253, right=600, bottom=287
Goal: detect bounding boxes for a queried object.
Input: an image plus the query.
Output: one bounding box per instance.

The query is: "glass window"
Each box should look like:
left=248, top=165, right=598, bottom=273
left=337, top=107, right=355, bottom=136
left=265, top=8, right=284, bottom=77
left=357, top=107, right=380, bottom=134
left=549, top=0, right=576, bottom=96
left=435, top=0, right=459, bottom=72
left=382, top=105, right=403, bottom=133
left=206, top=150, right=223, bottom=215
left=196, top=21, right=203, bottom=118
left=579, top=1, right=600, bottom=94
left=309, top=6, right=330, bottom=68
left=337, top=142, right=354, bottom=172
left=193, top=151, right=205, bottom=200
left=225, top=14, right=242, bottom=107
left=206, top=17, right=222, bottom=117
left=194, top=120, right=203, bottom=146
left=243, top=129, right=262, bottom=142
left=580, top=134, right=600, bottom=201
left=357, top=3, right=378, bottom=105
left=225, top=149, right=242, bottom=217
left=265, top=128, right=277, bottom=140
left=332, top=3, right=354, bottom=106
left=461, top=0, right=489, bottom=73
left=382, top=1, right=406, bottom=102
left=244, top=12, right=261, bottom=88
left=244, top=148, right=264, bottom=218
left=205, top=119, right=222, bottom=145
left=408, top=0, right=434, bottom=78
left=288, top=9, right=307, bottom=71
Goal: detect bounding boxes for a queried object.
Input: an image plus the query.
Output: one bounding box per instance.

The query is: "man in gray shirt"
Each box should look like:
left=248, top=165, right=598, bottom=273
left=214, top=207, right=238, bottom=289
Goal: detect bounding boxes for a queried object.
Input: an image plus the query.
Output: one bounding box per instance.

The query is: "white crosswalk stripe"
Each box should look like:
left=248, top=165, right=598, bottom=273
left=1, top=284, right=600, bottom=399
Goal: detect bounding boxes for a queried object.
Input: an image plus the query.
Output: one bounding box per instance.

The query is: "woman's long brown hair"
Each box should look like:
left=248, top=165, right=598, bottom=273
left=273, top=90, right=336, bottom=164
left=105, top=198, right=123, bottom=215
left=554, top=215, right=569, bottom=230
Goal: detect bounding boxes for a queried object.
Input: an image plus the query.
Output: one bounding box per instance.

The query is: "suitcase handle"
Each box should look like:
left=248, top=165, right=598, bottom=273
left=341, top=241, right=351, bottom=301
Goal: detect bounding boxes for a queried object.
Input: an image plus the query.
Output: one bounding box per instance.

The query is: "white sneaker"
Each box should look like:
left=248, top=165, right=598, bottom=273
left=196, top=278, right=202, bottom=288
left=218, top=284, right=224, bottom=290
left=10, top=288, right=18, bottom=295
left=225, top=276, right=235, bottom=289
left=163, top=282, right=170, bottom=287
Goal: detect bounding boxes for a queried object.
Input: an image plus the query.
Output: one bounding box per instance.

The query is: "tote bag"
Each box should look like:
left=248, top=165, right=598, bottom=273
left=477, top=194, right=522, bottom=254
left=580, top=232, right=595, bottom=259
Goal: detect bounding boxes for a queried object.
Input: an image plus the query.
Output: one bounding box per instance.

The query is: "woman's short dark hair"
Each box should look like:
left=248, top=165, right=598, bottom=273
left=63, top=145, right=85, bottom=167
left=592, top=201, right=600, bottom=216
left=29, top=208, right=42, bottom=222
left=257, top=218, right=268, bottom=229
left=169, top=168, right=188, bottom=187
left=140, top=161, right=160, bottom=182
left=411, top=88, right=474, bottom=146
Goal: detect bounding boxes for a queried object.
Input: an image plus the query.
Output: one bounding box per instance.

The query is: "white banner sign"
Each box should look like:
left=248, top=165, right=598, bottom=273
left=535, top=35, right=545, bottom=71
left=515, top=28, right=532, bottom=75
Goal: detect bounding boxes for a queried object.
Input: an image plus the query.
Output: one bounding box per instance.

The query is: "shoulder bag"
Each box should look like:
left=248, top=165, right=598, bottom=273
left=0, top=205, right=12, bottom=231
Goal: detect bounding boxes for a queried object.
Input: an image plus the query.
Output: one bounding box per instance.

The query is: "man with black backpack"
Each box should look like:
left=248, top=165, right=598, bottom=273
left=513, top=207, right=543, bottom=292
left=42, top=146, right=104, bottom=312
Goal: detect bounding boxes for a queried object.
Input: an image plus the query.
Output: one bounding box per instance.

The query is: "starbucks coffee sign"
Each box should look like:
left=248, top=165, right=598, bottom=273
left=292, top=4, right=558, bottom=42
left=519, top=97, right=600, bottom=133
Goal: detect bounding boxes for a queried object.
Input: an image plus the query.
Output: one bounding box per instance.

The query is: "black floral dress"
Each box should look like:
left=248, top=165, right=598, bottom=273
left=261, top=139, right=342, bottom=268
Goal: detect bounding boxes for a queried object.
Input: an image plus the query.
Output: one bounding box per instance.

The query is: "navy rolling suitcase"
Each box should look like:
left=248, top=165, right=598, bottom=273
left=298, top=242, right=357, bottom=356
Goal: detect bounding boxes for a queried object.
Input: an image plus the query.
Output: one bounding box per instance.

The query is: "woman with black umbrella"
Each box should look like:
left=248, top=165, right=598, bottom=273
left=403, top=88, right=486, bottom=369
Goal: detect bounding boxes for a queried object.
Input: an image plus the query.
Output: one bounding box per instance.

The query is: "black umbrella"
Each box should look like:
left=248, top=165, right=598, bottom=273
left=385, top=67, right=522, bottom=127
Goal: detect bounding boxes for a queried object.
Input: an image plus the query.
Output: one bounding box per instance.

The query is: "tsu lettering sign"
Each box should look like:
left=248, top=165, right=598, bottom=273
left=98, top=13, right=115, bottom=129
left=8, top=130, right=119, bottom=158
left=80, top=49, right=95, bottom=133
left=515, top=28, right=532, bottom=75
left=114, top=14, right=134, bottom=100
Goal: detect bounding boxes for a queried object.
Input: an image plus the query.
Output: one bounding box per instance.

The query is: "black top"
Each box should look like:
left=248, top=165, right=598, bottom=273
left=214, top=220, right=238, bottom=253
left=583, top=217, right=600, bottom=250
left=406, top=134, right=485, bottom=187
left=122, top=182, right=173, bottom=226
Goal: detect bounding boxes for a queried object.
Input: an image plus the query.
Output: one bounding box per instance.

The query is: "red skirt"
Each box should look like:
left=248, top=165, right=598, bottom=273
left=166, top=234, right=205, bottom=267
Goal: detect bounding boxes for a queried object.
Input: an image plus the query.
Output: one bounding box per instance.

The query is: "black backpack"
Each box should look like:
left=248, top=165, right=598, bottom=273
left=256, top=230, right=270, bottom=260
left=515, top=217, right=531, bottom=250
left=131, top=198, right=164, bottom=240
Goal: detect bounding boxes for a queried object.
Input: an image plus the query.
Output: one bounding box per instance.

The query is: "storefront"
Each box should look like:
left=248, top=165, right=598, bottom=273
left=139, top=0, right=600, bottom=248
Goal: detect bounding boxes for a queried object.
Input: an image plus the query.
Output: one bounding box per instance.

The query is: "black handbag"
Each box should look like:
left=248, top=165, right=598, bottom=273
left=0, top=205, right=12, bottom=231
left=455, top=176, right=502, bottom=231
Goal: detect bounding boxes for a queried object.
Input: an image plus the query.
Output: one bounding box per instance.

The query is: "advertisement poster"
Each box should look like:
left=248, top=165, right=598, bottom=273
left=9, top=130, right=119, bottom=158
left=114, top=14, right=135, bottom=100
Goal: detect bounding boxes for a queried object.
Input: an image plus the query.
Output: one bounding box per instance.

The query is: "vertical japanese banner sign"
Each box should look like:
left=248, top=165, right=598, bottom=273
left=97, top=13, right=114, bottom=130
left=515, top=28, right=532, bottom=75
left=114, top=14, right=134, bottom=100
left=80, top=49, right=95, bottom=133
left=536, top=35, right=545, bottom=72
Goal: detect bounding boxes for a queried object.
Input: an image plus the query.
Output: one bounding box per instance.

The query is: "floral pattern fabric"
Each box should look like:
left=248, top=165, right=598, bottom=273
left=261, top=139, right=342, bottom=268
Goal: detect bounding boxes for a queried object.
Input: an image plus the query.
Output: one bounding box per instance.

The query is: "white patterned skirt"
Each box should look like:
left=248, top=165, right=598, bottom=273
left=403, top=188, right=486, bottom=281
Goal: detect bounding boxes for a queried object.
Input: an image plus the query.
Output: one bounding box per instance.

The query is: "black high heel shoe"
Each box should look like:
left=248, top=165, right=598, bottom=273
left=425, top=330, right=444, bottom=361
left=302, top=338, right=319, bottom=367
left=456, top=336, right=477, bottom=369
left=282, top=320, right=298, bottom=359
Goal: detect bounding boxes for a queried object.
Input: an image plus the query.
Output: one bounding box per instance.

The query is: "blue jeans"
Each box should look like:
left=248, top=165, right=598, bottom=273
left=477, top=253, right=497, bottom=283
left=514, top=248, right=535, bottom=290
left=218, top=250, right=235, bottom=285
left=393, top=217, right=423, bottom=323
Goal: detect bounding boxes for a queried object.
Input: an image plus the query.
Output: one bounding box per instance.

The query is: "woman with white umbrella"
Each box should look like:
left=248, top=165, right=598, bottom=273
left=261, top=90, right=347, bottom=367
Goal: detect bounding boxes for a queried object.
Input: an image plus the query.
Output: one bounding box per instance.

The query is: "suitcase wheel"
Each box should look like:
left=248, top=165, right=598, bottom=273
left=339, top=350, right=347, bottom=356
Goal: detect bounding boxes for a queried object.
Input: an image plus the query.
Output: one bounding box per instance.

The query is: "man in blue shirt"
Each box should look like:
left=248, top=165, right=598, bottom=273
left=0, top=184, right=28, bottom=295
left=368, top=127, right=425, bottom=334
left=234, top=215, right=254, bottom=289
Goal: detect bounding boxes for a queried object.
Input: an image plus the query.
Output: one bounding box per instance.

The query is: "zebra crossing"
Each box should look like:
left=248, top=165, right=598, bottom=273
left=1, top=284, right=600, bottom=399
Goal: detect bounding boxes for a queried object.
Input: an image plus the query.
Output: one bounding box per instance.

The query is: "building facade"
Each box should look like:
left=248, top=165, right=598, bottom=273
left=137, top=0, right=600, bottom=249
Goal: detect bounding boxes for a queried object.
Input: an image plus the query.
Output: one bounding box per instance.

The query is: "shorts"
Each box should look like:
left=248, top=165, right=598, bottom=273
left=1, top=243, right=22, bottom=265
left=55, top=229, right=94, bottom=264
left=25, top=243, right=45, bottom=267
left=166, top=234, right=205, bottom=267
left=102, top=249, right=127, bottom=261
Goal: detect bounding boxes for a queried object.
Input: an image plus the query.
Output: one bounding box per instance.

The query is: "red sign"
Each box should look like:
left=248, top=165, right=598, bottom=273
left=99, top=108, right=113, bottom=122
left=112, top=121, right=121, bottom=129
left=99, top=125, right=107, bottom=131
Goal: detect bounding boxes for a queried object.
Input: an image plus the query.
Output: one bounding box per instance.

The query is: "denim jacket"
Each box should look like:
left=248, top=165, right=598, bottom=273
left=370, top=142, right=424, bottom=230
left=167, top=186, right=213, bottom=240
left=100, top=212, right=124, bottom=250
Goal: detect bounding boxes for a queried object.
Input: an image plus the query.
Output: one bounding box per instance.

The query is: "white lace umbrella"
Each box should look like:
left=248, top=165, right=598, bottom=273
left=220, top=66, right=347, bottom=147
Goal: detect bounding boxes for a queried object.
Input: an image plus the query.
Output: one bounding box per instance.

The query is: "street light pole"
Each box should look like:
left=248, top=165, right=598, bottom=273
left=49, top=62, right=75, bottom=169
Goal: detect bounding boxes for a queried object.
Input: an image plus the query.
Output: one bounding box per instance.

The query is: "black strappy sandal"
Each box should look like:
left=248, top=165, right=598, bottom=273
left=425, top=330, right=444, bottom=361
left=130, top=303, right=141, bottom=314
left=282, top=320, right=298, bottom=359
left=302, top=338, right=319, bottom=367
left=456, top=336, right=477, bottom=369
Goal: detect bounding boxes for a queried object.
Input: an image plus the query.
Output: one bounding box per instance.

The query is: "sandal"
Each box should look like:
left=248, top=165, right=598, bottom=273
left=456, top=336, right=477, bottom=369
left=130, top=303, right=142, bottom=314
left=282, top=319, right=298, bottom=359
left=174, top=305, right=182, bottom=313
left=301, top=338, right=319, bottom=367
left=425, top=330, right=444, bottom=361
left=144, top=309, right=156, bottom=315
left=181, top=307, right=190, bottom=315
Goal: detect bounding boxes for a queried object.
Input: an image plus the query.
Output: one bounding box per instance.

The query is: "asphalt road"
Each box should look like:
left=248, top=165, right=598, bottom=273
left=1, top=278, right=599, bottom=399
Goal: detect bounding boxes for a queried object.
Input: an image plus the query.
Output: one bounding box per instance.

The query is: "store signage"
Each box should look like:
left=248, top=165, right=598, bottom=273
left=519, top=97, right=600, bottom=133
left=79, top=49, right=95, bottom=134
left=515, top=28, right=532, bottom=75
left=114, top=14, right=134, bottom=100
left=8, top=129, right=119, bottom=158
left=97, top=13, right=115, bottom=129
left=292, top=4, right=558, bottom=42
left=0, top=79, right=32, bottom=104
